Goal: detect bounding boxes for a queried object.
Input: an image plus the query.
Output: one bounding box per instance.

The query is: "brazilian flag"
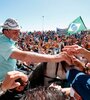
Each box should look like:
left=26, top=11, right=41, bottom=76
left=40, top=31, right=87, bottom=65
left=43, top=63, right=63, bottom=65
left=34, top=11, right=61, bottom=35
left=67, top=16, right=87, bottom=35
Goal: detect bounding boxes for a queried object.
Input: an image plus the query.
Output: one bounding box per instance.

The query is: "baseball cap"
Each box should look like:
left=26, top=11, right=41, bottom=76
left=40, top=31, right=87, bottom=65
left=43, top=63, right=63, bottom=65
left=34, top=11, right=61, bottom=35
left=1, top=18, right=20, bottom=30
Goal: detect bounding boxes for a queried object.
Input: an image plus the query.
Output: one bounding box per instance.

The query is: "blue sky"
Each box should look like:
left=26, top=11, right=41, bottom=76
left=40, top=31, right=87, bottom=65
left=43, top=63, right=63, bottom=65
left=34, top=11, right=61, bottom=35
left=0, top=0, right=90, bottom=31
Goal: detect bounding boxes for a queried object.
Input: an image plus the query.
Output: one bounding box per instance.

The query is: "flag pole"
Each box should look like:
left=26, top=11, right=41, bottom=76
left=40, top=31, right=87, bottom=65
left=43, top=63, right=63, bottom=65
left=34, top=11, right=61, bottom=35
left=79, top=16, right=87, bottom=29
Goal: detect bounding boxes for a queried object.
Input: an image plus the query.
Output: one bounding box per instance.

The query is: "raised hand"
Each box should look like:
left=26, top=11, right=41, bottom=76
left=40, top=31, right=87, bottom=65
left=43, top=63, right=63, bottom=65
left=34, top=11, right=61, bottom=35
left=1, top=71, right=28, bottom=91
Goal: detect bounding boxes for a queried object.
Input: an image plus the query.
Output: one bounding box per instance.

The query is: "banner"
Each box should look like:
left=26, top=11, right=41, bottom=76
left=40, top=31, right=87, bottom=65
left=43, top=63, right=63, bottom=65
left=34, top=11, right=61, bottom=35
left=56, top=28, right=67, bottom=35
left=67, top=16, right=87, bottom=35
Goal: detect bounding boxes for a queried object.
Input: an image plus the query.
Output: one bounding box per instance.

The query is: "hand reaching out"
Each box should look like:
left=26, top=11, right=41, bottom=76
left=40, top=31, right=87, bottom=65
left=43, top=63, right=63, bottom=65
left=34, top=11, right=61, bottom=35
left=1, top=71, right=28, bottom=91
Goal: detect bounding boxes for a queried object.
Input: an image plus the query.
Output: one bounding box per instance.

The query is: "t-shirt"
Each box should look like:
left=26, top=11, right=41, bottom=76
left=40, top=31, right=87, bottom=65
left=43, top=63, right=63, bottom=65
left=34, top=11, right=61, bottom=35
left=0, top=34, right=18, bottom=81
left=66, top=69, right=90, bottom=100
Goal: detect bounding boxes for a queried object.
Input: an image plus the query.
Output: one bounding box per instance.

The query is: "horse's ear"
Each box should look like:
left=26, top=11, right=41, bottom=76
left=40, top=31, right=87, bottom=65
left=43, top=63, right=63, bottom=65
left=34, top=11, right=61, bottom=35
left=42, top=62, right=47, bottom=70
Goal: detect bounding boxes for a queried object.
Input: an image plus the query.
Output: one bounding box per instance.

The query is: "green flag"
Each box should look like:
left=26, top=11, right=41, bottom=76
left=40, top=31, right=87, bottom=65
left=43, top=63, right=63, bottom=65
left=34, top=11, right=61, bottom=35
left=67, top=16, right=87, bottom=35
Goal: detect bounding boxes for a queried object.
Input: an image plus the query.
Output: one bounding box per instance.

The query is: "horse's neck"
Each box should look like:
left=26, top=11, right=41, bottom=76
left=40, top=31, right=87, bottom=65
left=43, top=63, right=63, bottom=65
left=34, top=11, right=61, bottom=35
left=46, top=62, right=57, bottom=77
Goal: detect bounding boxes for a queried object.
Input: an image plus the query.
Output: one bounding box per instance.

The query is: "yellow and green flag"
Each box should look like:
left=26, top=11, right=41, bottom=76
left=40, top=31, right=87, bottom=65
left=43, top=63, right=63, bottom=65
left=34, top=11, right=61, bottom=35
left=67, top=16, right=87, bottom=35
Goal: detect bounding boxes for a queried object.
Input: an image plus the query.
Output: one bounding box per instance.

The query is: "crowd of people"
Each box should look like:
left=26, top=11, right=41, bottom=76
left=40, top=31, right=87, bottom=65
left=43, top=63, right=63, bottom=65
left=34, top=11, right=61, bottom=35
left=0, top=18, right=90, bottom=100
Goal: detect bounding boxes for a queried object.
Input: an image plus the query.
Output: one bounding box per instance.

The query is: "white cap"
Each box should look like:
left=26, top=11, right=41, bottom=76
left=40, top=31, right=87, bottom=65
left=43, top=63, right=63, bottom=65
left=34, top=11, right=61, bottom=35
left=1, top=18, right=20, bottom=30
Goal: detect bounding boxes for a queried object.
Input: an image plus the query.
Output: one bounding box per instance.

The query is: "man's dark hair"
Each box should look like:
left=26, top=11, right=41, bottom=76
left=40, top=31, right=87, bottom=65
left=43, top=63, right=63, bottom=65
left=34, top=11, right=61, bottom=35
left=20, top=86, right=69, bottom=100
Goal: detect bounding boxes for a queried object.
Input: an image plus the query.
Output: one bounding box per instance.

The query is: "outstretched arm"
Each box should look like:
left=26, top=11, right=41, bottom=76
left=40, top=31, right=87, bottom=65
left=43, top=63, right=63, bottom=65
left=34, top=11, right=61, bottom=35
left=10, top=49, right=72, bottom=65
left=63, top=45, right=90, bottom=62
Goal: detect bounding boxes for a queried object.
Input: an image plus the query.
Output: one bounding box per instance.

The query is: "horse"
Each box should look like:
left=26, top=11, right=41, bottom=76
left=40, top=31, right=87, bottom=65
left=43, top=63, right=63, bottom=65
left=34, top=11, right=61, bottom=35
left=19, top=61, right=71, bottom=100
left=28, top=61, right=70, bottom=88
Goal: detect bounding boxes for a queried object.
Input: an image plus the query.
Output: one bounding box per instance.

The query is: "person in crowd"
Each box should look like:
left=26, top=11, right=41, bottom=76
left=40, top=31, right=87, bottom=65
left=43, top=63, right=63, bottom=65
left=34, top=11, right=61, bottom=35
left=20, top=83, right=69, bottom=100
left=0, top=18, right=72, bottom=100
left=63, top=44, right=90, bottom=100
left=0, top=18, right=72, bottom=82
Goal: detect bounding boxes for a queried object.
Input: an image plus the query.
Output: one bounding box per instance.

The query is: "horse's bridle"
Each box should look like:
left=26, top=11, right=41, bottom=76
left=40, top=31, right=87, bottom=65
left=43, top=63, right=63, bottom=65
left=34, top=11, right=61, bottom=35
left=44, top=62, right=68, bottom=84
